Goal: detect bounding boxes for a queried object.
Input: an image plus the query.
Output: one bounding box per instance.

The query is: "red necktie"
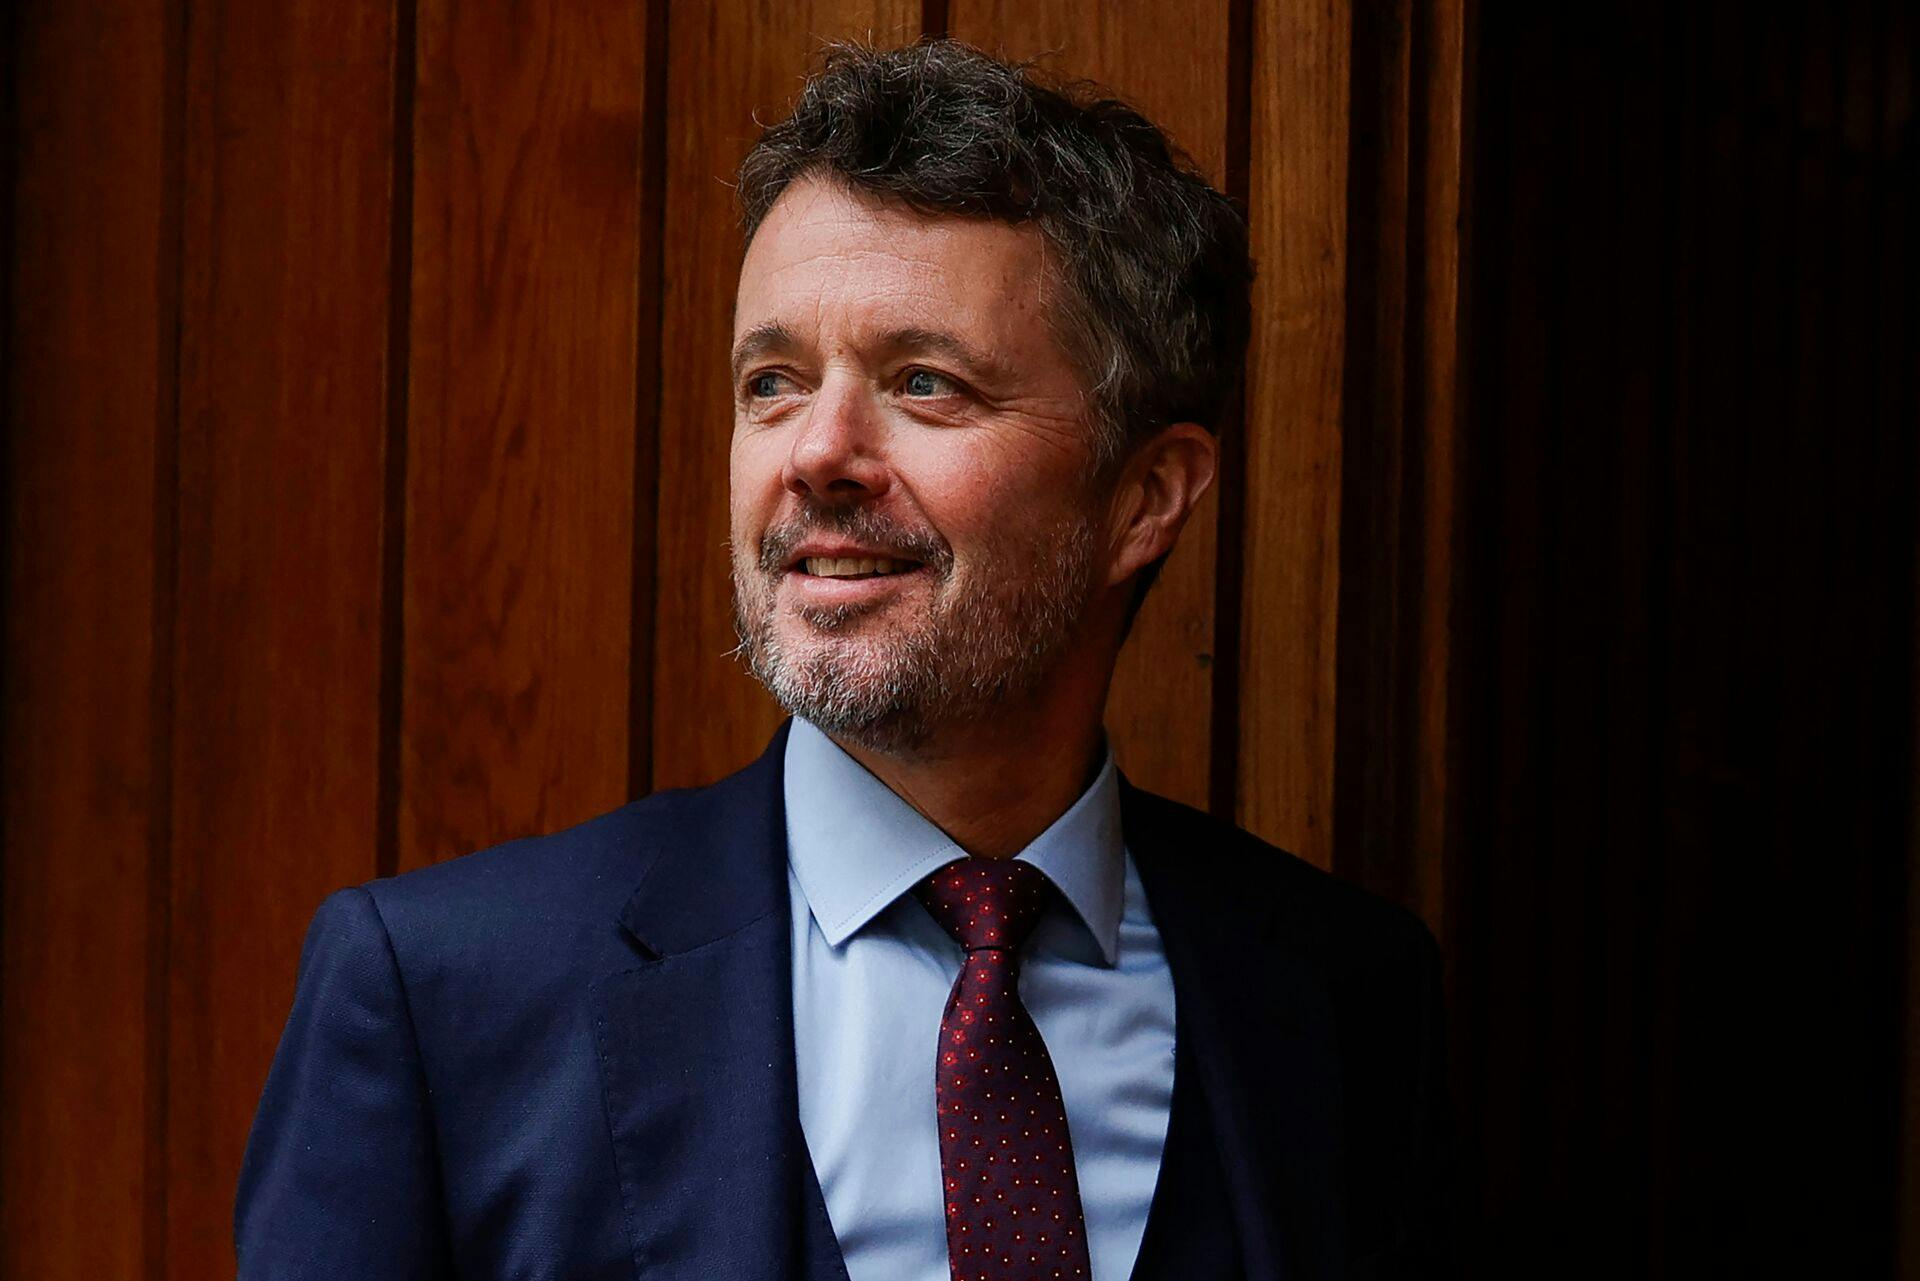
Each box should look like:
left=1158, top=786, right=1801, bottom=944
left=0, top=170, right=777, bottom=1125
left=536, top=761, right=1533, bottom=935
left=915, top=858, right=1092, bottom=1281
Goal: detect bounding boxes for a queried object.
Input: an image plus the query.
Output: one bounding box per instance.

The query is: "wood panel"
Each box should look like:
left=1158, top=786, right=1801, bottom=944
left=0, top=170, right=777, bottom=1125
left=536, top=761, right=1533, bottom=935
left=1, top=4, right=178, bottom=1277
left=650, top=0, right=920, bottom=790
left=1236, top=0, right=1351, bottom=865
left=400, top=0, right=653, bottom=865
left=161, top=0, right=397, bottom=1271
left=1329, top=0, right=1413, bottom=901
left=946, top=0, right=1231, bottom=811
left=1326, top=0, right=1468, bottom=930
left=1406, top=0, right=1468, bottom=937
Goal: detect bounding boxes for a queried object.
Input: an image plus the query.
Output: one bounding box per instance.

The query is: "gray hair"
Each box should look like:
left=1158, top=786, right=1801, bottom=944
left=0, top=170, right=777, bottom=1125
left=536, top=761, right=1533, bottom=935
left=737, top=38, right=1254, bottom=464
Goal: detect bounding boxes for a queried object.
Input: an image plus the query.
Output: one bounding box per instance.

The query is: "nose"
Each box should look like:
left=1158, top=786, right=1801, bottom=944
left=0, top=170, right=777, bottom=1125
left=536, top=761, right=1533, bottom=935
left=782, top=373, right=891, bottom=502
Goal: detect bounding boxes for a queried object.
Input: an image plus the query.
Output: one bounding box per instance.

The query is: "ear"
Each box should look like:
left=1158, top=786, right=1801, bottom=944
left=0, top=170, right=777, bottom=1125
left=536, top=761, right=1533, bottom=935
left=1102, top=422, right=1219, bottom=589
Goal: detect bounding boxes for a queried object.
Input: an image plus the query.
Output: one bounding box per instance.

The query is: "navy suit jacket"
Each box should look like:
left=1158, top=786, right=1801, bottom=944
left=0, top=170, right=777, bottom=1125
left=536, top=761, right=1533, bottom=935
left=236, top=723, right=1450, bottom=1279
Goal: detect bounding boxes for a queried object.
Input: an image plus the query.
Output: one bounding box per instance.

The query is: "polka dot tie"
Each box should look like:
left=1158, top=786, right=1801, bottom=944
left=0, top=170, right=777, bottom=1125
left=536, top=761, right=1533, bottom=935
left=914, top=858, right=1091, bottom=1281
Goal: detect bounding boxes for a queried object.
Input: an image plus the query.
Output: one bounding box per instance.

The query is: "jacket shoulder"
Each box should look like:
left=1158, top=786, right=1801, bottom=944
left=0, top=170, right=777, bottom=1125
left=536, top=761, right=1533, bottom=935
left=356, top=771, right=756, bottom=973
left=365, top=790, right=669, bottom=930
left=1123, top=783, right=1439, bottom=969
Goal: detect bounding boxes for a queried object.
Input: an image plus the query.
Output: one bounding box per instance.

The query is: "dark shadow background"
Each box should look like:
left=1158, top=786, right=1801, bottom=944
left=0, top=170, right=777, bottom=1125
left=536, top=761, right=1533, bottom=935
left=1447, top=1, right=1916, bottom=1275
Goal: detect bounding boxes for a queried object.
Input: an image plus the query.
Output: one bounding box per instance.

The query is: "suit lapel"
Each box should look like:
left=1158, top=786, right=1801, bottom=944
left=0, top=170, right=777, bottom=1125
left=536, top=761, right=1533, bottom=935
left=593, top=723, right=847, bottom=1281
left=1130, top=997, right=1245, bottom=1280
left=1123, top=781, right=1347, bottom=1281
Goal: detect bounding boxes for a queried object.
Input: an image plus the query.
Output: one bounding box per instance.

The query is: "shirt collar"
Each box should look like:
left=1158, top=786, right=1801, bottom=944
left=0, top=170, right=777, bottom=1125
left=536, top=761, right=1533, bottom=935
left=782, top=717, right=1127, bottom=965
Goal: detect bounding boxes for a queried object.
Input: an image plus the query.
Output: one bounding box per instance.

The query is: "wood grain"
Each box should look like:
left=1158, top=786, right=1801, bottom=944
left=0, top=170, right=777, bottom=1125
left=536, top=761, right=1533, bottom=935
left=400, top=0, right=652, bottom=864
left=649, top=0, right=920, bottom=790
left=1, top=3, right=176, bottom=1276
left=1334, top=0, right=1421, bottom=914
left=1325, top=0, right=1466, bottom=930
left=946, top=0, right=1231, bottom=811
left=1236, top=0, right=1351, bottom=865
left=1406, top=0, right=1467, bottom=937
left=161, top=0, right=397, bottom=1271
left=1329, top=0, right=1411, bottom=903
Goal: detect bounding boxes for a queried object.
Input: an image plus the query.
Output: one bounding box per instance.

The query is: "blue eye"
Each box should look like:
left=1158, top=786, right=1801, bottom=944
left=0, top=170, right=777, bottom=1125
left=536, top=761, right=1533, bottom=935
left=903, top=369, right=954, bottom=397
left=748, top=372, right=786, bottom=398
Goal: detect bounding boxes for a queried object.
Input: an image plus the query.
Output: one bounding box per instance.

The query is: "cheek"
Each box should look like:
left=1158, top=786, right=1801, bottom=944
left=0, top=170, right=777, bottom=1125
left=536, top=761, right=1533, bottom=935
left=728, top=431, right=784, bottom=532
left=900, top=439, right=1085, bottom=557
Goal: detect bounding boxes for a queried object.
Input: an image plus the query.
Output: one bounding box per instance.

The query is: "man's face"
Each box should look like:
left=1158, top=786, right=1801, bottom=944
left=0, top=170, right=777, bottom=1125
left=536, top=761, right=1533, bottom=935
left=728, top=176, right=1107, bottom=750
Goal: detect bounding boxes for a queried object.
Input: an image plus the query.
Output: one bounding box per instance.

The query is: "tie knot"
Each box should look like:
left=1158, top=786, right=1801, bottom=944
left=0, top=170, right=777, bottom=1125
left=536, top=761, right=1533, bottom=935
left=914, top=858, right=1053, bottom=953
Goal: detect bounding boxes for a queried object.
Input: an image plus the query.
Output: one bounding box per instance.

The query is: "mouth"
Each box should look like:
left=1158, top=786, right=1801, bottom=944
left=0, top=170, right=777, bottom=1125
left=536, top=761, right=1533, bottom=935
left=756, top=511, right=950, bottom=609
left=776, top=550, right=933, bottom=609
left=795, top=555, right=922, bottom=581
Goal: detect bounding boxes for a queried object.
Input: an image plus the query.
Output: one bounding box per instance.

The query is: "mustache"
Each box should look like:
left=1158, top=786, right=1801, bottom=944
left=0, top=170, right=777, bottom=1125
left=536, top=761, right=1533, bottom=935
left=757, top=502, right=954, bottom=576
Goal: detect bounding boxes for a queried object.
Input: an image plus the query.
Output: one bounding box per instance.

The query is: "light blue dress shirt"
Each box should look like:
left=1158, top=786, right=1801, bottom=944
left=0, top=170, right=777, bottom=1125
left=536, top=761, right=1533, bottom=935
left=784, top=717, right=1177, bottom=1281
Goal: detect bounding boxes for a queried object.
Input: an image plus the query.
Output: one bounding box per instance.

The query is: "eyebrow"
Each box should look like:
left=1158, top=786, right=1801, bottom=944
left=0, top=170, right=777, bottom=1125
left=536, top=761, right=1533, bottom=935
left=872, top=327, right=1006, bottom=382
left=728, top=321, right=1008, bottom=385
left=729, top=321, right=800, bottom=383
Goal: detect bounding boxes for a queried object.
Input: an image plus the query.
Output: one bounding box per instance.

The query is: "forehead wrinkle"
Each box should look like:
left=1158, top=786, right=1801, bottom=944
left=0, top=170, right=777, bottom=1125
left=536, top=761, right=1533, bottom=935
left=734, top=184, right=1068, bottom=390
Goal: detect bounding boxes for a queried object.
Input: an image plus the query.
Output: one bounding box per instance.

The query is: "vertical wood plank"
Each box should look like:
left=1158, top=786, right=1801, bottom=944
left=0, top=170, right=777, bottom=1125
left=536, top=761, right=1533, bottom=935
left=650, top=1, right=920, bottom=790
left=1237, top=0, right=1351, bottom=864
left=1406, top=0, right=1468, bottom=936
left=1327, top=0, right=1468, bottom=930
left=401, top=0, right=652, bottom=864
left=161, top=0, right=397, bottom=1271
left=945, top=0, right=1232, bottom=811
left=1, top=4, right=176, bottom=1276
left=1329, top=0, right=1411, bottom=897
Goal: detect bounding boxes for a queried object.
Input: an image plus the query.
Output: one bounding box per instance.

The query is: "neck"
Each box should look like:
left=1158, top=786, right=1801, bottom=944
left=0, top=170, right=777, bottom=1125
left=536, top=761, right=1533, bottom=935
left=832, top=622, right=1121, bottom=859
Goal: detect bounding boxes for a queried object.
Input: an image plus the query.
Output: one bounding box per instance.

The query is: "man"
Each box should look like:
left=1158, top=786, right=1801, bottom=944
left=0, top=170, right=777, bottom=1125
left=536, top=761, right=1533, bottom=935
left=237, top=39, right=1448, bottom=1281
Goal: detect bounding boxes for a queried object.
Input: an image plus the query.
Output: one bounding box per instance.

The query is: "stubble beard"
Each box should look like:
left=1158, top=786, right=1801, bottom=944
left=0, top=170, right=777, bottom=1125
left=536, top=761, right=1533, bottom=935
left=730, top=501, right=1100, bottom=755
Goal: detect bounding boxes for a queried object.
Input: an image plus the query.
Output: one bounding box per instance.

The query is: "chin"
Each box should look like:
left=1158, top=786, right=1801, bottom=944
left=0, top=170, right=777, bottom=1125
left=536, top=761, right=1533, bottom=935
left=765, top=660, right=940, bottom=753
left=773, top=626, right=917, bottom=692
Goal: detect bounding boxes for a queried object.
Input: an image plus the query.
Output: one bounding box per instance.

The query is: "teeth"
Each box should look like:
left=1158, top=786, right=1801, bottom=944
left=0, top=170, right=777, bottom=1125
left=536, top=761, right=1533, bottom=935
left=803, top=556, right=911, bottom=578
